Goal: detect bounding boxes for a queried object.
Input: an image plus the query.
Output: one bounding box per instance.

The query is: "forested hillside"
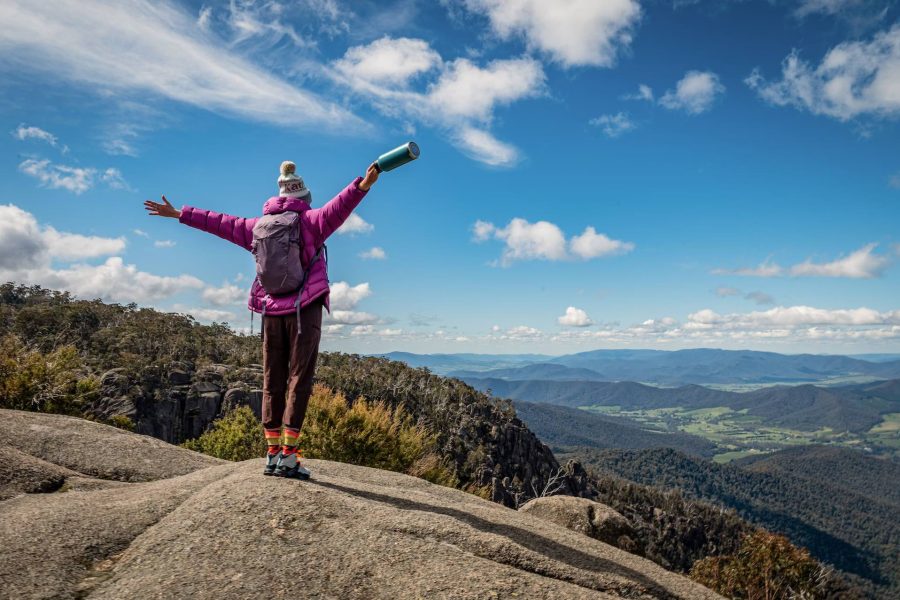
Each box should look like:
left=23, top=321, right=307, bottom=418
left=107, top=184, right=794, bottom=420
left=513, top=400, right=717, bottom=458
left=579, top=447, right=900, bottom=599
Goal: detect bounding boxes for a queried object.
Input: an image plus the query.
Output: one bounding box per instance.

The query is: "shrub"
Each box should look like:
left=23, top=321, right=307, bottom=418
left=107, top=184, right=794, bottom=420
left=182, top=406, right=265, bottom=461
left=690, top=530, right=830, bottom=600
left=0, top=334, right=83, bottom=414
left=302, top=385, right=457, bottom=487
left=181, top=385, right=458, bottom=487
left=107, top=414, right=136, bottom=431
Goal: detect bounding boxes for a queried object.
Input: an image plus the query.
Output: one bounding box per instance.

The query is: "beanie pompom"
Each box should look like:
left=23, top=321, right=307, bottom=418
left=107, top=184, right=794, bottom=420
left=280, top=161, right=296, bottom=176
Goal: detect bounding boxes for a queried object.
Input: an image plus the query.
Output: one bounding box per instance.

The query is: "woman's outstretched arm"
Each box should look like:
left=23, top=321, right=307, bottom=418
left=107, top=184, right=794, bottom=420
left=306, top=163, right=379, bottom=245
left=144, top=195, right=258, bottom=251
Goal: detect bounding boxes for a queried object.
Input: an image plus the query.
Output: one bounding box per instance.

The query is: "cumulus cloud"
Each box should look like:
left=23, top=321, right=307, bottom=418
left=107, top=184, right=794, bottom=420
left=474, top=218, right=633, bottom=266
left=0, top=0, right=363, bottom=131
left=660, top=71, right=726, bottom=114
left=359, top=247, right=386, bottom=260
left=461, top=0, right=642, bottom=68
left=746, top=24, right=900, bottom=121
left=0, top=204, right=202, bottom=303
left=589, top=112, right=636, bottom=138
left=328, top=281, right=372, bottom=310
left=333, top=36, right=441, bottom=87
left=202, top=283, right=245, bottom=306
left=173, top=305, right=237, bottom=323
left=330, top=37, right=544, bottom=167
left=336, top=213, right=374, bottom=235
left=558, top=306, right=594, bottom=327
left=570, top=226, right=635, bottom=259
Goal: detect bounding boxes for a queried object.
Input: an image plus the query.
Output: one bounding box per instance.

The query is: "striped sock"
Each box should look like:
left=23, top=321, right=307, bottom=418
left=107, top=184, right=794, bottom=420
left=282, top=426, right=300, bottom=456
left=264, top=428, right=281, bottom=456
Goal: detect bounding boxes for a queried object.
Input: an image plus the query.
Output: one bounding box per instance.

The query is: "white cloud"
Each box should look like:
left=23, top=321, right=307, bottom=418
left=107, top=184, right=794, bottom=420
left=589, top=112, right=636, bottom=138
left=660, top=71, right=726, bottom=114
left=333, top=36, right=441, bottom=87
left=746, top=24, right=900, bottom=121
left=794, top=0, right=867, bottom=17
left=174, top=305, right=237, bottom=323
left=330, top=38, right=544, bottom=167
left=0, top=204, right=126, bottom=268
left=687, top=305, right=900, bottom=328
left=100, top=168, right=131, bottom=191
left=333, top=312, right=379, bottom=325
left=454, top=126, right=520, bottom=167
left=153, top=240, right=176, bottom=248
left=41, top=227, right=127, bottom=261
left=477, top=218, right=568, bottom=266
left=18, top=159, right=131, bottom=195
left=336, top=213, right=374, bottom=236
left=0, top=1, right=363, bottom=131
left=132, top=229, right=150, bottom=238
left=558, top=306, right=593, bottom=327
left=329, top=281, right=372, bottom=310
left=6, top=256, right=203, bottom=303
left=202, top=283, right=245, bottom=306
left=714, top=245, right=891, bottom=279
left=624, top=84, right=654, bottom=102
left=475, top=218, right=633, bottom=266
left=503, top=325, right=543, bottom=338
left=359, top=247, right=387, bottom=260
left=569, top=226, right=635, bottom=259
left=18, top=159, right=95, bottom=194
left=0, top=204, right=202, bottom=303
left=11, top=124, right=66, bottom=151
left=713, top=260, right=784, bottom=277
left=790, top=243, right=890, bottom=278
left=427, top=57, right=545, bottom=122
left=462, top=0, right=642, bottom=68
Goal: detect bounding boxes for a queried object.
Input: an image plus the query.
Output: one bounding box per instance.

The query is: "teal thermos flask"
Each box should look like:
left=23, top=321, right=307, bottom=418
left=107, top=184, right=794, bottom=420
left=374, top=142, right=420, bottom=172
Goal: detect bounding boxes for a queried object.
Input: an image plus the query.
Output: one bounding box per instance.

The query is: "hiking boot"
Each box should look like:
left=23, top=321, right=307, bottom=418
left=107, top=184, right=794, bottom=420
left=264, top=451, right=281, bottom=476
left=274, top=451, right=311, bottom=480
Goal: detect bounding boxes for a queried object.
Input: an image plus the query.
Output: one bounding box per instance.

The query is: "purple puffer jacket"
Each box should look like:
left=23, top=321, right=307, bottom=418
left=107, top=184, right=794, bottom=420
left=179, top=177, right=368, bottom=315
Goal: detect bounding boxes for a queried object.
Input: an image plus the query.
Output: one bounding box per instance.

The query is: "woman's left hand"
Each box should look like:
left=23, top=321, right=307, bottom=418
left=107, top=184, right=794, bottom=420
left=359, top=162, right=379, bottom=191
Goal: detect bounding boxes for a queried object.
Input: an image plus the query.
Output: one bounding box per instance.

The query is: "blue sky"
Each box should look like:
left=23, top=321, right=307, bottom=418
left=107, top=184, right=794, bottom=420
left=1, top=0, right=899, bottom=354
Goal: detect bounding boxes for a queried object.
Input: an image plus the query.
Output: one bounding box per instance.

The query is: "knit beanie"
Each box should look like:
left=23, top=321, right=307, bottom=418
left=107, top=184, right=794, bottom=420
left=277, top=161, right=311, bottom=201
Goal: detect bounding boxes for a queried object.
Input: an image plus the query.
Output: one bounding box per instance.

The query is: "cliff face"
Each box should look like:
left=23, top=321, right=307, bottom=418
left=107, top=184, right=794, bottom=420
left=88, top=353, right=595, bottom=508
left=0, top=409, right=722, bottom=600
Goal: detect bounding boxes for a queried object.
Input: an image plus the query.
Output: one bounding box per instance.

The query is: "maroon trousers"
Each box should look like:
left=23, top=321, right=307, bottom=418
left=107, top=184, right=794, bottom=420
left=261, top=300, right=323, bottom=430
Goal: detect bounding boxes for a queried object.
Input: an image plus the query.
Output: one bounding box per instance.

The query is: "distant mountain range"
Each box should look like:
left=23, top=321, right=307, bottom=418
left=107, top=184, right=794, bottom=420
left=379, top=348, right=900, bottom=385
left=463, top=378, right=900, bottom=433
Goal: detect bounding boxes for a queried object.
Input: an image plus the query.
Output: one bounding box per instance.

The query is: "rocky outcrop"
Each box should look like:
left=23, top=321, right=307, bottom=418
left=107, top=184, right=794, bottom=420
left=85, top=354, right=595, bottom=510
left=90, top=363, right=263, bottom=445
left=520, top=496, right=640, bottom=553
left=0, top=410, right=722, bottom=600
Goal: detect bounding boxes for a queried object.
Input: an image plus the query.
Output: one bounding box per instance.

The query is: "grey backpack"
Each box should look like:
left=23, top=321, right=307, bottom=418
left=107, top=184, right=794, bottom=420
left=251, top=212, right=325, bottom=334
left=252, top=212, right=305, bottom=296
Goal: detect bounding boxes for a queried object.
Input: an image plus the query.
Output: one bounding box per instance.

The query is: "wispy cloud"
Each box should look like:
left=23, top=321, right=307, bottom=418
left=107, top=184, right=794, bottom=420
left=0, top=1, right=365, bottom=131
left=714, top=244, right=892, bottom=279
left=359, top=247, right=387, bottom=260
left=18, top=159, right=131, bottom=195
left=11, top=124, right=68, bottom=153
left=589, top=112, right=637, bottom=138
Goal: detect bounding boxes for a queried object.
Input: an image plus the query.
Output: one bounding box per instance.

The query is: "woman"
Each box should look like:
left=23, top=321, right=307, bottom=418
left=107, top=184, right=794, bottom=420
left=144, top=160, right=379, bottom=479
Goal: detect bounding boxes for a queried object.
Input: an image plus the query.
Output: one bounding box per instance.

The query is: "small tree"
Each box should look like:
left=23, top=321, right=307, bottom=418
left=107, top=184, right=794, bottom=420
left=182, top=406, right=265, bottom=461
